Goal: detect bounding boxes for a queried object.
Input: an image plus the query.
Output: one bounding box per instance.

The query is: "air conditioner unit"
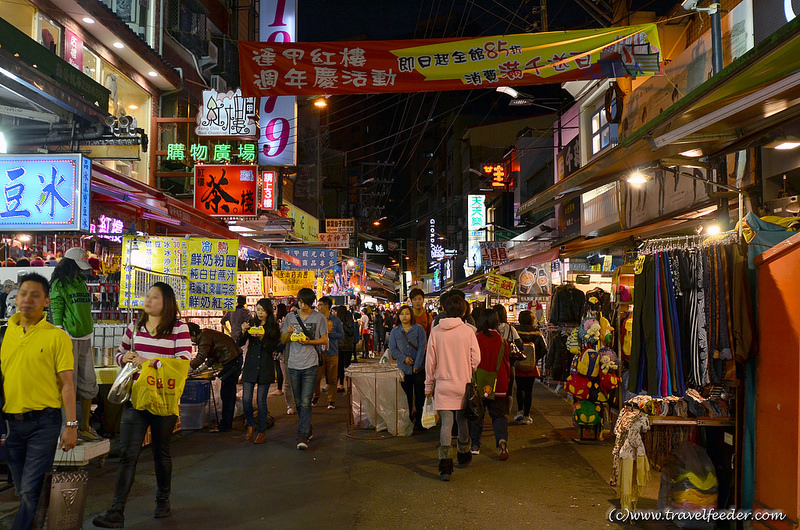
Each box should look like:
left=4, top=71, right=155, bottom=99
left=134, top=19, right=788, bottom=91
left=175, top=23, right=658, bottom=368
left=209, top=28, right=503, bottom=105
left=199, top=40, right=218, bottom=70
left=210, top=75, right=227, bottom=93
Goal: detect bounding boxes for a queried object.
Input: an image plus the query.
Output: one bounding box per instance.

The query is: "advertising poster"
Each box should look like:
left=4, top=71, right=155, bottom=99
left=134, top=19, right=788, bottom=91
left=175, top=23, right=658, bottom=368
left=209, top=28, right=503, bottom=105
left=194, top=165, right=258, bottom=217
left=272, top=270, right=316, bottom=297
left=479, top=242, right=509, bottom=266
left=186, top=238, right=239, bottom=310
left=237, top=271, right=265, bottom=297
left=517, top=262, right=551, bottom=300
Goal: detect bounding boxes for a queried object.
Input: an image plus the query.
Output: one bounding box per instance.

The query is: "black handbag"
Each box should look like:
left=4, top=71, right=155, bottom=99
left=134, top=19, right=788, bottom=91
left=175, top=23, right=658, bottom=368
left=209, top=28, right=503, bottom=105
left=464, top=380, right=483, bottom=419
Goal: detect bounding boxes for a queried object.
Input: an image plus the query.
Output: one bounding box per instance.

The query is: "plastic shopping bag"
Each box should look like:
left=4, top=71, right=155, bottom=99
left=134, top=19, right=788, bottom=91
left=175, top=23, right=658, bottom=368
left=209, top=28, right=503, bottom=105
left=421, top=397, right=437, bottom=429
left=131, top=358, right=190, bottom=416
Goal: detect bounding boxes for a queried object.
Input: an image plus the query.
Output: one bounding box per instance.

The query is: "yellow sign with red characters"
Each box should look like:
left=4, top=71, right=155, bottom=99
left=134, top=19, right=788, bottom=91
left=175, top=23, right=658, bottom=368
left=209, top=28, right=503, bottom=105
left=239, top=24, right=661, bottom=97
left=272, top=270, right=316, bottom=297
left=486, top=272, right=517, bottom=298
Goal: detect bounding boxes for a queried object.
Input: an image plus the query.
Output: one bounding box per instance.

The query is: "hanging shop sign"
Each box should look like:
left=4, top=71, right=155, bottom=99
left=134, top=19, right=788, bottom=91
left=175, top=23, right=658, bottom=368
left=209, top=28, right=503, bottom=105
left=428, top=218, right=444, bottom=263
left=186, top=238, right=239, bottom=310
left=416, top=240, right=427, bottom=275
left=280, top=248, right=338, bottom=271
left=0, top=18, right=109, bottom=110
left=166, top=142, right=257, bottom=164
left=194, top=165, right=258, bottom=217
left=121, top=236, right=187, bottom=309
left=325, top=218, right=356, bottom=233
left=64, top=28, right=83, bottom=71
left=557, top=196, right=581, bottom=240
left=273, top=270, right=316, bottom=297
left=283, top=201, right=319, bottom=241
left=261, top=170, right=278, bottom=210
left=467, top=195, right=486, bottom=230
left=362, top=240, right=387, bottom=254
left=479, top=242, right=509, bottom=266
left=486, top=272, right=516, bottom=298
left=482, top=163, right=510, bottom=188
left=319, top=232, right=349, bottom=248
left=258, top=0, right=298, bottom=167
left=237, top=271, right=265, bottom=296
left=556, top=135, right=581, bottom=180
left=196, top=89, right=258, bottom=137
left=0, top=155, right=91, bottom=232
left=238, top=24, right=661, bottom=97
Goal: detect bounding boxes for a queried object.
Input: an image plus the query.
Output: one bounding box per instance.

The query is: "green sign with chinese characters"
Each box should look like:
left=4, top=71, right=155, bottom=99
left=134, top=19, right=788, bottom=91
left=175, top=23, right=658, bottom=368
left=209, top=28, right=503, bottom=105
left=0, top=18, right=109, bottom=111
left=166, top=143, right=256, bottom=164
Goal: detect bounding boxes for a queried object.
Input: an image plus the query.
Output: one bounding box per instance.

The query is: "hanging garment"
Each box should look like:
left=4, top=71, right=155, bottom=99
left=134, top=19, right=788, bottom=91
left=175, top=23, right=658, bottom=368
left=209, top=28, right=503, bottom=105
left=584, top=287, right=612, bottom=319
left=549, top=284, right=586, bottom=324
left=611, top=409, right=651, bottom=510
left=629, top=255, right=658, bottom=394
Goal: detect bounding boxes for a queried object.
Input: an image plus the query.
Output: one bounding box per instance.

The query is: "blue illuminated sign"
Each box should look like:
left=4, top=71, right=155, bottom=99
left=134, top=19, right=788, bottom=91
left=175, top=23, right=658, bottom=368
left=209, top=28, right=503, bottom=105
left=0, top=155, right=91, bottom=232
left=280, top=248, right=338, bottom=271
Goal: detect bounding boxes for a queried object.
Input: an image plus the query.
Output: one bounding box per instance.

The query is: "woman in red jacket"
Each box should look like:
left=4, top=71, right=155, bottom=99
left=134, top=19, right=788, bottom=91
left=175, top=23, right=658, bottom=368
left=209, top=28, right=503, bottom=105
left=468, top=308, right=512, bottom=461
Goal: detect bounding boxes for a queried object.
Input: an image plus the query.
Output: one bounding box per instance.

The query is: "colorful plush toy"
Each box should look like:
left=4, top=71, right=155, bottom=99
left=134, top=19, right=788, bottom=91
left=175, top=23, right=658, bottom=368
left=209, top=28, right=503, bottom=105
left=574, top=400, right=603, bottom=426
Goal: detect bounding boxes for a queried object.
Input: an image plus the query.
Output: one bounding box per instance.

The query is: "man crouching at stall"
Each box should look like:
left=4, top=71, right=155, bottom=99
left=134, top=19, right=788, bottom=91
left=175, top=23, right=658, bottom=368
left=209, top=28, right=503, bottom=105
left=187, top=323, right=243, bottom=433
left=1, top=273, right=77, bottom=529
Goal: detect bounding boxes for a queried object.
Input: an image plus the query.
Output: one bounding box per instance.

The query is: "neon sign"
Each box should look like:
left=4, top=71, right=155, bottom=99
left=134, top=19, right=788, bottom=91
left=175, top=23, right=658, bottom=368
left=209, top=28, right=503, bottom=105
left=90, top=215, right=124, bottom=242
left=262, top=170, right=277, bottom=210
left=0, top=155, right=90, bottom=232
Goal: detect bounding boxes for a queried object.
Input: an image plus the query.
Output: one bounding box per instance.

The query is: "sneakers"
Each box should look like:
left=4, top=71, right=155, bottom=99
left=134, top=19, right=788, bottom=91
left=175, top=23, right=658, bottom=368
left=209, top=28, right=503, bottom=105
left=513, top=411, right=524, bottom=422
left=286, top=407, right=296, bottom=415
left=154, top=500, right=170, bottom=519
left=92, top=508, right=124, bottom=528
left=327, top=402, right=335, bottom=410
left=297, top=436, right=309, bottom=450
left=522, top=416, right=534, bottom=425
left=498, top=440, right=509, bottom=461
left=470, top=448, right=480, bottom=455
left=311, top=397, right=320, bottom=406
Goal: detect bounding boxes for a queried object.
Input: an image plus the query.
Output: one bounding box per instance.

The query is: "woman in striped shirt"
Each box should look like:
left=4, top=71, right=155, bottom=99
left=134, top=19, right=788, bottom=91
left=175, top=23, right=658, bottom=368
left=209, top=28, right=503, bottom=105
left=94, top=282, right=192, bottom=528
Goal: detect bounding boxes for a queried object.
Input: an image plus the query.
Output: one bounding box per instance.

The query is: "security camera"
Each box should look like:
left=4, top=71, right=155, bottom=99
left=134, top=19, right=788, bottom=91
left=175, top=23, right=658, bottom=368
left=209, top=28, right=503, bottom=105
left=681, top=0, right=699, bottom=10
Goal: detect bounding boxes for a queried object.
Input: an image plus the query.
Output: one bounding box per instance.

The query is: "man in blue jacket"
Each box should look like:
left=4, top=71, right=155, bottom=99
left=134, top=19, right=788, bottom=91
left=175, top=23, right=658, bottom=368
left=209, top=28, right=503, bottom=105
left=313, top=296, right=344, bottom=409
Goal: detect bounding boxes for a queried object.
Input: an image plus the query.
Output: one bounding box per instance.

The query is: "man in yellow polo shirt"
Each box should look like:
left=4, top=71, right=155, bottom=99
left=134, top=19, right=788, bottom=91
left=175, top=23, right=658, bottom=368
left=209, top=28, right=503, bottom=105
left=1, top=273, right=77, bottom=530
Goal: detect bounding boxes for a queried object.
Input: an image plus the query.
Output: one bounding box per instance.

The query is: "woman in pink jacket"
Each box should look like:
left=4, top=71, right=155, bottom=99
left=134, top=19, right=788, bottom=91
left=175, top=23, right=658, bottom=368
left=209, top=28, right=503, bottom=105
left=425, top=295, right=481, bottom=481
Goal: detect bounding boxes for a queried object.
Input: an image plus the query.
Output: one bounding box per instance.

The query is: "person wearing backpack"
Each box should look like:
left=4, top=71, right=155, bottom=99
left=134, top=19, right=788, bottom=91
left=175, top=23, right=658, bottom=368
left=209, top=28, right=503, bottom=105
left=469, top=309, right=512, bottom=460
left=513, top=310, right=547, bottom=424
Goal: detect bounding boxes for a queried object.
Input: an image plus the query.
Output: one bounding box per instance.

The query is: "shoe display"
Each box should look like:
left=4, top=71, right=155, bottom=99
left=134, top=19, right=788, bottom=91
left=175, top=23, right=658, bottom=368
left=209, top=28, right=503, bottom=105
left=327, top=402, right=335, bottom=409
left=499, top=440, right=509, bottom=461
left=92, top=509, right=124, bottom=528
left=245, top=426, right=255, bottom=441
left=154, top=500, right=170, bottom=519
left=253, top=433, right=266, bottom=444
left=286, top=407, right=295, bottom=415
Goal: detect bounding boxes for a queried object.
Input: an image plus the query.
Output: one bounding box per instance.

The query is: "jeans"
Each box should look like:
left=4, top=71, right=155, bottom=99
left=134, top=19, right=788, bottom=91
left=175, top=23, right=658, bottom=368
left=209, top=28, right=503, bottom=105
left=242, top=382, right=270, bottom=433
left=314, top=355, right=339, bottom=404
left=438, top=410, right=469, bottom=449
left=338, top=350, right=352, bottom=385
left=469, top=396, right=509, bottom=450
left=218, top=357, right=242, bottom=431
left=288, top=366, right=317, bottom=440
left=515, top=376, right=535, bottom=416
left=6, top=408, right=62, bottom=530
left=400, top=371, right=426, bottom=428
left=112, top=405, right=178, bottom=512
left=279, top=358, right=295, bottom=409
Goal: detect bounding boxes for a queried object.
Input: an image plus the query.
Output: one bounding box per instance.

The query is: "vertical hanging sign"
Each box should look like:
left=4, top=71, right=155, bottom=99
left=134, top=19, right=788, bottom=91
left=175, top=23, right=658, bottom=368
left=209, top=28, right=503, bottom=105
left=258, top=0, right=298, bottom=167
left=261, top=170, right=277, bottom=210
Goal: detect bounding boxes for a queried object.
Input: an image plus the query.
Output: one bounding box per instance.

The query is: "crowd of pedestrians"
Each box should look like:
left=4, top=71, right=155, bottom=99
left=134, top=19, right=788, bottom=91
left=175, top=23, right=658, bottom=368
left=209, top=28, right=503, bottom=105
left=0, top=275, right=547, bottom=528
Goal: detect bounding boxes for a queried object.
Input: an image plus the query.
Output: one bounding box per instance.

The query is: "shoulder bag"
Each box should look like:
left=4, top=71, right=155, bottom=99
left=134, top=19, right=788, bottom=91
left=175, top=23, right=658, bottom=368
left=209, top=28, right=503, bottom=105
left=108, top=325, right=140, bottom=405
left=294, top=311, right=324, bottom=366
left=474, top=339, right=505, bottom=400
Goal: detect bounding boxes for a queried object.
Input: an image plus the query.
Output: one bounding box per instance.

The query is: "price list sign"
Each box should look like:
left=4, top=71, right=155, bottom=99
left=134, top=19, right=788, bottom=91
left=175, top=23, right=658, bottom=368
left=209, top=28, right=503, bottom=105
left=237, top=271, right=265, bottom=297
left=121, top=236, right=187, bottom=309
left=187, top=238, right=240, bottom=310
left=272, top=270, right=316, bottom=297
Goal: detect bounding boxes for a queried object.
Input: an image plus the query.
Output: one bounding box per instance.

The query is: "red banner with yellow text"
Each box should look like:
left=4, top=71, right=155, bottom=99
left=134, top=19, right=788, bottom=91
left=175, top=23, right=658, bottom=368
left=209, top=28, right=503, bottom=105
left=238, top=24, right=661, bottom=97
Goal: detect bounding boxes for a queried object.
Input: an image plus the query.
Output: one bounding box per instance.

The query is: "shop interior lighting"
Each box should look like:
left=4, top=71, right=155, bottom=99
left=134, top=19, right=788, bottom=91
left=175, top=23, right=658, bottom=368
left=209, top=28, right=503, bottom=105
left=18, top=234, right=31, bottom=242
left=113, top=42, right=125, bottom=49
left=82, top=17, right=95, bottom=24
left=148, top=71, right=158, bottom=77
left=128, top=104, right=138, bottom=110
left=496, top=86, right=520, bottom=98
left=313, top=97, right=328, bottom=108
left=228, top=225, right=254, bottom=232
left=706, top=224, right=721, bottom=236
left=679, top=148, right=704, bottom=157
left=764, top=135, right=800, bottom=150
left=626, top=171, right=649, bottom=186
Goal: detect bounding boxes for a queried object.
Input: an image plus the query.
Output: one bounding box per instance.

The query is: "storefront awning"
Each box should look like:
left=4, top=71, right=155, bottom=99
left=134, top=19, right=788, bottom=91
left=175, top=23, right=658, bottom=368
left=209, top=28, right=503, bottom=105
left=499, top=248, right=560, bottom=274
left=519, top=16, right=800, bottom=217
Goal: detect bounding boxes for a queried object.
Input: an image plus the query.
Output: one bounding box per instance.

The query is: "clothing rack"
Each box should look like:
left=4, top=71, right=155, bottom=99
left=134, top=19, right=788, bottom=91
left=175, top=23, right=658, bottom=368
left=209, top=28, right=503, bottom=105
left=638, top=231, right=738, bottom=254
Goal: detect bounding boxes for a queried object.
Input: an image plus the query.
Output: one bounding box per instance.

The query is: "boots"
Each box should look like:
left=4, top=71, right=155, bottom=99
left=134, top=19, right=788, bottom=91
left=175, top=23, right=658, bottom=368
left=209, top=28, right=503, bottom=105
left=92, top=508, right=124, bottom=528
left=437, top=446, right=454, bottom=481
left=245, top=426, right=255, bottom=441
left=456, top=438, right=472, bottom=466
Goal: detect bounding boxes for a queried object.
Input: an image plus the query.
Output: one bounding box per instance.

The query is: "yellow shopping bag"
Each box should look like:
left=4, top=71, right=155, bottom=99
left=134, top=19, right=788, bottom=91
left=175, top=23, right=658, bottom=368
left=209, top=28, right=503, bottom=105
left=131, top=358, right=190, bottom=416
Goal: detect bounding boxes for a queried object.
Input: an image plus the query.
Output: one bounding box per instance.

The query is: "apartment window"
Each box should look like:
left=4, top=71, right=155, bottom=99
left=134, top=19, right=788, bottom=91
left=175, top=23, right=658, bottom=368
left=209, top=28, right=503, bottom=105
left=590, top=105, right=618, bottom=156
left=38, top=14, right=61, bottom=55
left=101, top=0, right=153, bottom=44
